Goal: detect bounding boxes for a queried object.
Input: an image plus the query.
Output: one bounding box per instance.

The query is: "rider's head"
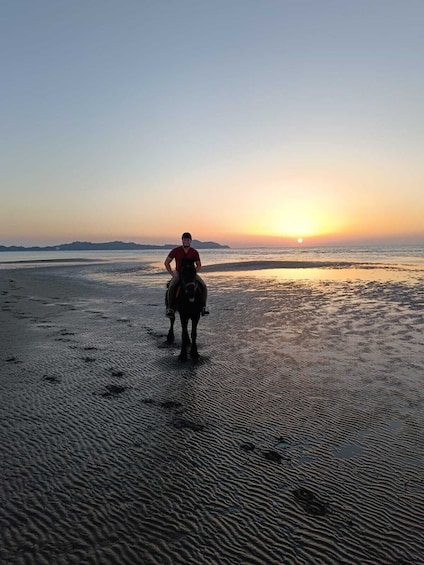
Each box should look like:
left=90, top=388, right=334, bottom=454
left=182, top=232, right=192, bottom=248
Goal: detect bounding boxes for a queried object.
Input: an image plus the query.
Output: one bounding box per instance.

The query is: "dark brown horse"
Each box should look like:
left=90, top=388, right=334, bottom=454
left=166, top=260, right=203, bottom=361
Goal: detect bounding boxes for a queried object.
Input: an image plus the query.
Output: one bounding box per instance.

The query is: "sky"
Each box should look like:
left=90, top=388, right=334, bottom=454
left=1, top=0, right=423, bottom=248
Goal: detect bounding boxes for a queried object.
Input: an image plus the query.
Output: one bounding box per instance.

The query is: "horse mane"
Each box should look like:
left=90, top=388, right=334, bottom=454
left=179, top=258, right=197, bottom=285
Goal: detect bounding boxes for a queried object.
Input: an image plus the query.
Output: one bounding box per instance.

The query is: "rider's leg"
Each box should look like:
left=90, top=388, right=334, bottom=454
left=166, top=276, right=179, bottom=316
left=196, top=275, right=209, bottom=315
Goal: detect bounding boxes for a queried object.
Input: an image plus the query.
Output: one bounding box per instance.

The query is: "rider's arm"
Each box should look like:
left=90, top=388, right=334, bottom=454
left=195, top=259, right=201, bottom=272
left=165, top=256, right=176, bottom=276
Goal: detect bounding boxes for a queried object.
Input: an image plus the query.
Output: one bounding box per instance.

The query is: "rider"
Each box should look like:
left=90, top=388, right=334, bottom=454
left=165, top=232, right=209, bottom=318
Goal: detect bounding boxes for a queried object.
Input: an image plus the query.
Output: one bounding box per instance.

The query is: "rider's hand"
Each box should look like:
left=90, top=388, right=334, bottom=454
left=172, top=271, right=179, bottom=277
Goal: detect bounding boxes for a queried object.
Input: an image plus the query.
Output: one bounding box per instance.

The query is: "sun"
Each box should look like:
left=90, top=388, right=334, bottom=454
left=297, top=238, right=304, bottom=244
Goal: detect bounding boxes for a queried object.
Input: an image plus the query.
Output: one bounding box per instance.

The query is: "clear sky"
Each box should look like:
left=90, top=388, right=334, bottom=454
left=1, top=0, right=423, bottom=248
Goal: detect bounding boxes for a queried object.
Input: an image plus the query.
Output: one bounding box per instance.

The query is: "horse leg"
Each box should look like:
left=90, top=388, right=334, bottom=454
left=179, top=317, right=190, bottom=361
left=167, top=315, right=175, bottom=344
left=190, top=316, right=200, bottom=360
left=165, top=286, right=176, bottom=344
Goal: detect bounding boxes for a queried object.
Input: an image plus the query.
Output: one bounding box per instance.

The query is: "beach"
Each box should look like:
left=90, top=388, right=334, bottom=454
left=1, top=258, right=423, bottom=564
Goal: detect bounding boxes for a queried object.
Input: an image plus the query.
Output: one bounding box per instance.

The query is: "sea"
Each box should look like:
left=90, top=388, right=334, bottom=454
left=1, top=244, right=423, bottom=286
left=1, top=244, right=423, bottom=265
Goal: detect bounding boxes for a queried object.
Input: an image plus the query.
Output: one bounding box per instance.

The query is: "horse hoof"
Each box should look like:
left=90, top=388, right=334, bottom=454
left=190, top=351, right=200, bottom=361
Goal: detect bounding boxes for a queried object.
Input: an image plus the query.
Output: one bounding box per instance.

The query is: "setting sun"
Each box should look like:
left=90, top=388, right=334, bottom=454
left=243, top=190, right=347, bottom=244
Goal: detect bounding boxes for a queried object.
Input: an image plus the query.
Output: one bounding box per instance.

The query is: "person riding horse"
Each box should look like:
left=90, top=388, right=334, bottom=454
left=164, top=232, right=209, bottom=318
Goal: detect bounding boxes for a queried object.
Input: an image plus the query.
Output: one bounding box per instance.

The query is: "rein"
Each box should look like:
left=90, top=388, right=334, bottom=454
left=179, top=263, right=198, bottom=302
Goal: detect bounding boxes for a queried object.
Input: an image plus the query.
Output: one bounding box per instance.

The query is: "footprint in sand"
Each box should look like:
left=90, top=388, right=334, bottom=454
left=5, top=356, right=23, bottom=364
left=42, top=374, right=60, bottom=383
left=161, top=401, right=183, bottom=409
left=54, top=329, right=76, bottom=342
left=293, top=487, right=329, bottom=516
left=240, top=442, right=256, bottom=452
left=100, top=384, right=128, bottom=397
left=239, top=443, right=284, bottom=463
left=262, top=450, right=283, bottom=463
left=171, top=417, right=205, bottom=432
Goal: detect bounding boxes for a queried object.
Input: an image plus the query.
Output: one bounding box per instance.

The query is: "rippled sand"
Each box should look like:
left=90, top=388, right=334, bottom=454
left=1, top=263, right=423, bottom=564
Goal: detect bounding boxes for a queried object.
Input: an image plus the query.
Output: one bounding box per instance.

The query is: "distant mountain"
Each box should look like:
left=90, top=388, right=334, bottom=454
left=0, top=240, right=230, bottom=251
left=164, top=240, right=230, bottom=249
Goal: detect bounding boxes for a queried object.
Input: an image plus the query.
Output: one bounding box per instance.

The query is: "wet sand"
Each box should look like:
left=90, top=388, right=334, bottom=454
left=1, top=263, right=423, bottom=564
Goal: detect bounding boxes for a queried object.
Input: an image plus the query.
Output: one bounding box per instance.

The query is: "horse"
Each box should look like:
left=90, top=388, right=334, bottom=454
left=166, top=260, right=203, bottom=361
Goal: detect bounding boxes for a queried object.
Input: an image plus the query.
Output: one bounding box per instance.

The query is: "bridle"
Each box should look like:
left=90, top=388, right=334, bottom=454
left=180, top=264, right=198, bottom=302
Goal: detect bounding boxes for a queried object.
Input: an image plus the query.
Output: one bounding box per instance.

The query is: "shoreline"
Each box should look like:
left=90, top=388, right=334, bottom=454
left=2, top=257, right=422, bottom=271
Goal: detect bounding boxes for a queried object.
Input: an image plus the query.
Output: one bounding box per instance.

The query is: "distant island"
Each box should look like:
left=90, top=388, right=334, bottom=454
left=0, top=240, right=230, bottom=251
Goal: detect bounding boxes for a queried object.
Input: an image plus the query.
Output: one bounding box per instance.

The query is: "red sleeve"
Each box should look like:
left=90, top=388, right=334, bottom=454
left=168, top=247, right=177, bottom=260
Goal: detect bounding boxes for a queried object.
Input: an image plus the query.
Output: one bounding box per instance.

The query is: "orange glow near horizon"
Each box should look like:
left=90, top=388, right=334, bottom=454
left=1, top=172, right=423, bottom=248
left=241, top=195, right=347, bottom=243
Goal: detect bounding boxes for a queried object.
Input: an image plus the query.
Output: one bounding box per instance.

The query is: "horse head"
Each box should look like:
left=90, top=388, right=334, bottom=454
left=179, top=259, right=198, bottom=302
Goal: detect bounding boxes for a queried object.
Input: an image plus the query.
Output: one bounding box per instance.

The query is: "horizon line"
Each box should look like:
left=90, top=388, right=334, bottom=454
left=1, top=237, right=423, bottom=250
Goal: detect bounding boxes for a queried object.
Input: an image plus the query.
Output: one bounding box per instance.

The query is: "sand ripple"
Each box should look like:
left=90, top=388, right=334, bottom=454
left=1, top=268, right=423, bottom=564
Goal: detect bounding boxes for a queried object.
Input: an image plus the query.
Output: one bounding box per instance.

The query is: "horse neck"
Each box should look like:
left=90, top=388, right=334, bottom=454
left=179, top=268, right=199, bottom=300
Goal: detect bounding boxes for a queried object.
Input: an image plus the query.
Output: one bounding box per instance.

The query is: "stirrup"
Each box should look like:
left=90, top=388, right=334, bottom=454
left=201, top=306, right=209, bottom=316
left=166, top=308, right=175, bottom=318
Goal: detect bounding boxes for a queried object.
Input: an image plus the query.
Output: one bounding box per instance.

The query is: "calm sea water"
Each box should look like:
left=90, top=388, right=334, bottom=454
left=1, top=244, right=422, bottom=285
left=1, top=244, right=423, bottom=267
